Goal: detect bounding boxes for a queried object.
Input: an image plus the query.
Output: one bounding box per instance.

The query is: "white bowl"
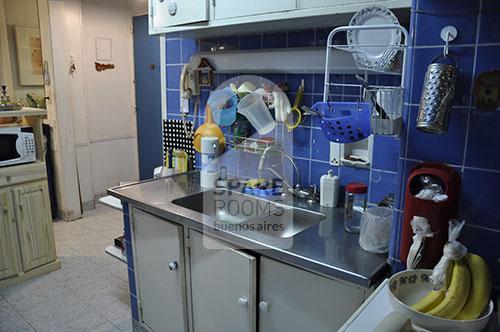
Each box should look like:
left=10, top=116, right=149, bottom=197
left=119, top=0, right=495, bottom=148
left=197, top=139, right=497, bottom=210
left=388, top=269, right=493, bottom=332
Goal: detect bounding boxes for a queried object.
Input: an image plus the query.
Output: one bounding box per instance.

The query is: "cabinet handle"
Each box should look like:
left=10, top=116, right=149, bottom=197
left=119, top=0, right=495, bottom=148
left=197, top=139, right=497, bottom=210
left=238, top=297, right=248, bottom=307
left=168, top=261, right=179, bottom=271
left=2, top=206, right=8, bottom=214
left=259, top=301, right=270, bottom=312
left=168, top=2, right=177, bottom=16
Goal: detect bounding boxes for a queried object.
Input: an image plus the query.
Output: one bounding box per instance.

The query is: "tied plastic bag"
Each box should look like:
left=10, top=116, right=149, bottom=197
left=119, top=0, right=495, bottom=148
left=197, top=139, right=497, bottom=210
left=407, top=216, right=434, bottom=269
left=430, top=219, right=467, bottom=290
left=359, top=207, right=392, bottom=254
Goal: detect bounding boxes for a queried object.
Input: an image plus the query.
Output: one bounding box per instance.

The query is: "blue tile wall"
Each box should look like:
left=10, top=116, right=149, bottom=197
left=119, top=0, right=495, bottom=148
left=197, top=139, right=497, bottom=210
left=389, top=0, right=500, bottom=289
left=161, top=0, right=500, bottom=287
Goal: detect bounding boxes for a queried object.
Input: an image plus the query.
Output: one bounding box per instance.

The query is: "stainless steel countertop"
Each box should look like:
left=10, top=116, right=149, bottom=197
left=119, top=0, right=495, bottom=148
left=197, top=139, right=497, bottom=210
left=108, top=171, right=389, bottom=287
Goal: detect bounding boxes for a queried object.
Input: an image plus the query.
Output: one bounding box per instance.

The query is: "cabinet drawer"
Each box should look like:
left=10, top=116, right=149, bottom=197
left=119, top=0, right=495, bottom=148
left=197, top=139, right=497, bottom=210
left=150, top=0, right=209, bottom=28
left=213, top=0, right=296, bottom=20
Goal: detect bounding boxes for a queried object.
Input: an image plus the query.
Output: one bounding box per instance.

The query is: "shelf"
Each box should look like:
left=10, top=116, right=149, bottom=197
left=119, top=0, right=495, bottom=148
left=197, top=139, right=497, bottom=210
left=226, top=135, right=278, bottom=154
left=105, top=245, right=127, bottom=264
left=0, top=107, right=47, bottom=118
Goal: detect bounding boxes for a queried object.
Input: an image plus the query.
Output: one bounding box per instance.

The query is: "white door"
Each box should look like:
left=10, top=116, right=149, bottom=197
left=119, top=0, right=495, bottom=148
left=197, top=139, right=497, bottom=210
left=133, top=208, right=187, bottom=332
left=151, top=0, right=209, bottom=28
left=213, top=0, right=296, bottom=20
left=189, top=230, right=256, bottom=332
left=259, top=257, right=365, bottom=332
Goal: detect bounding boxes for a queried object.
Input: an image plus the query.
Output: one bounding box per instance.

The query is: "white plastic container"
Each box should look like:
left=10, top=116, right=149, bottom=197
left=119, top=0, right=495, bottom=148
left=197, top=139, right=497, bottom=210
left=320, top=170, right=339, bottom=207
left=237, top=92, right=276, bottom=135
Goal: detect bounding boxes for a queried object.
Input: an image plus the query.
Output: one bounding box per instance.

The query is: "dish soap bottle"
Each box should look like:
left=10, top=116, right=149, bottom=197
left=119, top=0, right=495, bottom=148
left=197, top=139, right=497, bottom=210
left=320, top=170, right=339, bottom=207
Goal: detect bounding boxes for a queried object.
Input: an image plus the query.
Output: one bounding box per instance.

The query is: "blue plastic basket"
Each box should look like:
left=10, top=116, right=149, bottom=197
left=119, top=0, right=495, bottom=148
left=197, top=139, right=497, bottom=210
left=311, top=102, right=371, bottom=143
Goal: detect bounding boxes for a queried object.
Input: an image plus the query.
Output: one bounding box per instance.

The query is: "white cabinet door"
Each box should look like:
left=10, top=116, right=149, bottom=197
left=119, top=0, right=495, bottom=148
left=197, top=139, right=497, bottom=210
left=298, top=0, right=378, bottom=10
left=213, top=0, right=296, bottom=20
left=150, top=0, right=209, bottom=28
left=132, top=208, right=187, bottom=332
left=259, top=257, right=365, bottom=332
left=189, top=230, right=256, bottom=332
left=0, top=189, right=20, bottom=280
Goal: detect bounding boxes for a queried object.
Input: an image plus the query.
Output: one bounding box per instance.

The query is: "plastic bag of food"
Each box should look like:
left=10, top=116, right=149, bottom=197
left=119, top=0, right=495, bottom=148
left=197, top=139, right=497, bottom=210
left=359, top=207, right=392, bottom=254
left=407, top=216, right=434, bottom=269
left=430, top=219, right=467, bottom=290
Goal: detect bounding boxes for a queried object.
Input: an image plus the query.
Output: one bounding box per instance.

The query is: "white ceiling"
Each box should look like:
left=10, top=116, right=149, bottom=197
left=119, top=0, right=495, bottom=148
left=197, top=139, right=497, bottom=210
left=131, top=0, right=148, bottom=16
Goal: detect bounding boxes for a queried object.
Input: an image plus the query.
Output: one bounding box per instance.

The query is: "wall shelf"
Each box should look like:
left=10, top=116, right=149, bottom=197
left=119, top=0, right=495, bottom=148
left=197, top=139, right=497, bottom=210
left=0, top=107, right=47, bottom=118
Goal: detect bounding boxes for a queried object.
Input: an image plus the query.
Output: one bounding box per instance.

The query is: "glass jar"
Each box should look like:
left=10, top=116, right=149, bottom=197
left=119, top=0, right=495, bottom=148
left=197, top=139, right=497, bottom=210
left=344, top=182, right=368, bottom=233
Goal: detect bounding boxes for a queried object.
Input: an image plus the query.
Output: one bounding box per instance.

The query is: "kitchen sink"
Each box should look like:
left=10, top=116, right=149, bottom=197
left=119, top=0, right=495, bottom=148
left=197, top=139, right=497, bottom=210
left=172, top=189, right=325, bottom=238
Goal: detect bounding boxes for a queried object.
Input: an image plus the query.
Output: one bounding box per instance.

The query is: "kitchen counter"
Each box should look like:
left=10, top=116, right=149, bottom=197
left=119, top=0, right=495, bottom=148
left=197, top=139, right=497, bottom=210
left=108, top=171, right=389, bottom=287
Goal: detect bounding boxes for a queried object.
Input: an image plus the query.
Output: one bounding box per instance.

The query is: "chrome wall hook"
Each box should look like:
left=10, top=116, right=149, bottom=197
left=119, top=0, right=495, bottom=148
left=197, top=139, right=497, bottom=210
left=440, top=26, right=458, bottom=57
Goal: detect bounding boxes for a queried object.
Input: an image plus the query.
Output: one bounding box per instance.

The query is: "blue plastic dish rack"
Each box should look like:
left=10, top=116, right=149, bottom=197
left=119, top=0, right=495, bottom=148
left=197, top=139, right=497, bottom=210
left=311, top=102, right=371, bottom=143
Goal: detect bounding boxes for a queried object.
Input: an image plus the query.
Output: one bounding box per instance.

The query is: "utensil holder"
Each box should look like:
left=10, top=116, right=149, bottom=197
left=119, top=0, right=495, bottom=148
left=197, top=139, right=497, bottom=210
left=417, top=55, right=458, bottom=134
left=366, top=86, right=403, bottom=136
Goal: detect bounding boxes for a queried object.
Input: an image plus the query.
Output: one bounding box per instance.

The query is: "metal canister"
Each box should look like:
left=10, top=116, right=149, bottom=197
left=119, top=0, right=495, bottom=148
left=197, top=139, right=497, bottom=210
left=416, top=57, right=458, bottom=134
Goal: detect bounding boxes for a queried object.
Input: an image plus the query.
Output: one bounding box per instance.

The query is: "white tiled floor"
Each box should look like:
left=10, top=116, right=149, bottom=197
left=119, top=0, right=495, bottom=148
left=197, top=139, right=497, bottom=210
left=0, top=204, right=132, bottom=332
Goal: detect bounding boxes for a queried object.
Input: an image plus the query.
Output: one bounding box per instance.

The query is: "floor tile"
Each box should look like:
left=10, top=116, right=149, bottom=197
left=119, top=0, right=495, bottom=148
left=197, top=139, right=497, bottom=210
left=0, top=312, right=35, bottom=332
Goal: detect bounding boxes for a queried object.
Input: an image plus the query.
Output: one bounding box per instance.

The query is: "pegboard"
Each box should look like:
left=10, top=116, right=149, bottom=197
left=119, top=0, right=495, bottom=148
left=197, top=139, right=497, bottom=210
left=163, top=119, right=196, bottom=168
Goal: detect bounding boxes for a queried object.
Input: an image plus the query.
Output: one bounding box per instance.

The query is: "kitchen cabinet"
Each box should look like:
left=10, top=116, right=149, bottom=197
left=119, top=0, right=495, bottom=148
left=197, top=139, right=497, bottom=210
left=259, top=257, right=365, bottom=332
left=14, top=181, right=56, bottom=271
left=298, top=0, right=375, bottom=10
left=131, top=207, right=188, bottom=332
left=0, top=188, right=20, bottom=280
left=189, top=230, right=256, bottom=332
left=212, top=0, right=296, bottom=20
left=150, top=0, right=209, bottom=29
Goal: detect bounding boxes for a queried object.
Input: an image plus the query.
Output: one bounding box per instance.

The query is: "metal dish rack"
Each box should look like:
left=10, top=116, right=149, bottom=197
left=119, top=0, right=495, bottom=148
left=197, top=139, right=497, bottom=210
left=225, top=134, right=279, bottom=154
left=323, top=24, right=409, bottom=136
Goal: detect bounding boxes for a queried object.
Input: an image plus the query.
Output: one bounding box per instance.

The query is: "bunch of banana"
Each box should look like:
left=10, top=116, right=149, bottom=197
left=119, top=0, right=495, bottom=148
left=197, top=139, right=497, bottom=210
left=411, top=253, right=491, bottom=320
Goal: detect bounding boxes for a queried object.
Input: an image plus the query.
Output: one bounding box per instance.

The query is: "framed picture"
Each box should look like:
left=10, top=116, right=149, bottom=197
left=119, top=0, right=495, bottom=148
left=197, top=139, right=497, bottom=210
left=15, top=25, right=43, bottom=86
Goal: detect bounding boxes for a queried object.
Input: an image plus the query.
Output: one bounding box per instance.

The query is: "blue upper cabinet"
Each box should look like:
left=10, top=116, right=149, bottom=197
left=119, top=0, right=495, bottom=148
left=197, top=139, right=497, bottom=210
left=148, top=0, right=411, bottom=36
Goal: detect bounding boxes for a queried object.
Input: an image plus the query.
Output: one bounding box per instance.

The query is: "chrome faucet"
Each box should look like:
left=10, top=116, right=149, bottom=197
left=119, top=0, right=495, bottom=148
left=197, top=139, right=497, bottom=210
left=258, top=146, right=302, bottom=196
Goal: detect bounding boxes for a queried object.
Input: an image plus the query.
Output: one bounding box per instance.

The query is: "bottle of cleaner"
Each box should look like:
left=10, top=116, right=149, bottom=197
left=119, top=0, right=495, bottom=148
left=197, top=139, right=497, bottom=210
left=320, top=170, right=339, bottom=207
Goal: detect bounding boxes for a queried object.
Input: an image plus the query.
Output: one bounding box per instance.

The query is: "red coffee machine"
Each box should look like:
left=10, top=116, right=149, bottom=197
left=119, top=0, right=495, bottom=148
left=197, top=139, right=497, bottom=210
left=399, top=162, right=461, bottom=268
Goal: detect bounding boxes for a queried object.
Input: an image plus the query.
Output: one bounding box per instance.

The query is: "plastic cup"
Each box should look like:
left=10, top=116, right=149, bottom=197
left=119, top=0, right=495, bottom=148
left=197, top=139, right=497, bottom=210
left=237, top=92, right=276, bottom=135
left=208, top=89, right=237, bottom=126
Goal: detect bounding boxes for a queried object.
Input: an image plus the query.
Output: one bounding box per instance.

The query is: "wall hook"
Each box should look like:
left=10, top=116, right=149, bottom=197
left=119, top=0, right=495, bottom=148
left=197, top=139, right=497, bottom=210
left=440, top=26, right=458, bottom=57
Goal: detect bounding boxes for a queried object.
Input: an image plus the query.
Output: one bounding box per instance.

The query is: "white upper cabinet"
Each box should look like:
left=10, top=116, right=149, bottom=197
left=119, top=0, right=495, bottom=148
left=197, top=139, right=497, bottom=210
left=298, top=0, right=376, bottom=10
left=150, top=0, right=209, bottom=29
left=213, top=0, right=296, bottom=20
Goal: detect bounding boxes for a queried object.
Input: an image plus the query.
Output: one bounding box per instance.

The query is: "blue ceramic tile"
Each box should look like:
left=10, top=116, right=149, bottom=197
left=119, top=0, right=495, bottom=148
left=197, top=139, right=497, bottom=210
left=124, top=213, right=131, bottom=243
left=167, top=90, right=180, bottom=114
left=410, top=47, right=475, bottom=106
left=166, top=65, right=182, bottom=89
left=219, top=149, right=238, bottom=176
left=199, top=38, right=217, bottom=52
left=369, top=171, right=397, bottom=204
left=393, top=158, right=406, bottom=210
left=287, top=74, right=314, bottom=95
left=128, top=268, right=137, bottom=296
left=465, top=109, right=500, bottom=170
left=166, top=39, right=181, bottom=64
left=372, top=136, right=401, bottom=172
left=458, top=169, right=500, bottom=230
left=415, top=13, right=478, bottom=46
left=311, top=128, right=330, bottom=162
left=338, top=166, right=370, bottom=186
left=237, top=151, right=261, bottom=179
left=287, top=29, right=316, bottom=48
left=262, top=32, right=286, bottom=48
left=292, top=126, right=311, bottom=159
left=218, top=36, right=238, bottom=51
left=262, top=73, right=286, bottom=85
left=294, top=158, right=310, bottom=188
left=125, top=240, right=134, bottom=270
left=416, top=0, right=479, bottom=12
left=165, top=32, right=180, bottom=39
left=239, top=34, right=262, bottom=50
left=388, top=211, right=403, bottom=261
left=181, top=39, right=197, bottom=63
left=460, top=225, right=500, bottom=286
left=122, top=201, right=129, bottom=216
left=309, top=161, right=338, bottom=187
left=406, top=106, right=468, bottom=165
left=313, top=74, right=325, bottom=95
left=130, top=294, right=139, bottom=321
left=479, top=12, right=500, bottom=44
left=474, top=45, right=500, bottom=82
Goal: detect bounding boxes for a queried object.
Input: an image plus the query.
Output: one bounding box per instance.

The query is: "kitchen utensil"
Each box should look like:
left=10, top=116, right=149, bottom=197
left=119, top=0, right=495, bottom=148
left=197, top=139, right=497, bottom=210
left=193, top=105, right=226, bottom=153
left=355, top=75, right=389, bottom=119
left=309, top=102, right=371, bottom=143
left=417, top=55, right=458, bottom=134
left=237, top=92, right=276, bottom=135
left=388, top=269, right=493, bottom=332
left=347, top=5, right=402, bottom=72
left=473, top=69, right=500, bottom=112
left=285, top=79, right=304, bottom=131
left=230, top=81, right=256, bottom=98
left=163, top=119, right=196, bottom=167
left=366, top=86, right=404, bottom=136
left=207, top=88, right=237, bottom=126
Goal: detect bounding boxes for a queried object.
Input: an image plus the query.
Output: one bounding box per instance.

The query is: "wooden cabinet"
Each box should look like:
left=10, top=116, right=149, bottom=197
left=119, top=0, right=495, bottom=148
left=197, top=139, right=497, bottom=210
left=13, top=181, right=56, bottom=272
left=212, top=0, right=296, bottom=20
left=150, top=0, right=209, bottom=29
left=189, top=230, right=256, bottom=332
left=259, top=257, right=365, bottom=332
left=132, top=208, right=188, bottom=332
left=0, top=189, right=20, bottom=280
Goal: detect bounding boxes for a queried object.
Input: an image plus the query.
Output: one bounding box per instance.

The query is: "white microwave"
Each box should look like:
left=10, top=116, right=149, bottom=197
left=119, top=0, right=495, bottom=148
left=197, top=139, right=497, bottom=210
left=0, top=126, right=36, bottom=167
